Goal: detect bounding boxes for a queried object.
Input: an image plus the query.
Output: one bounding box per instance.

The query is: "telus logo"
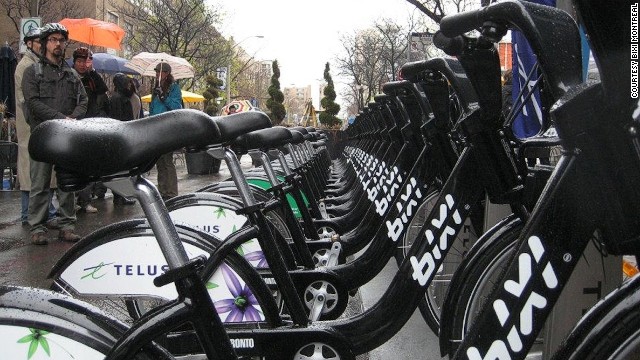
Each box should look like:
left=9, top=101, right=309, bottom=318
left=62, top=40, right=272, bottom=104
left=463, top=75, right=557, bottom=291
left=466, top=235, right=558, bottom=360
left=410, top=194, right=462, bottom=286
left=82, top=263, right=170, bottom=279
left=197, top=224, right=220, bottom=234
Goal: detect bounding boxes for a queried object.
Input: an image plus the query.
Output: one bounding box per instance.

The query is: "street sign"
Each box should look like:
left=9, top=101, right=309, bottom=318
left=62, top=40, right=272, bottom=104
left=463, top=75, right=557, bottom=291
left=409, top=31, right=434, bottom=62
left=216, top=67, right=227, bottom=90
left=19, top=17, right=41, bottom=54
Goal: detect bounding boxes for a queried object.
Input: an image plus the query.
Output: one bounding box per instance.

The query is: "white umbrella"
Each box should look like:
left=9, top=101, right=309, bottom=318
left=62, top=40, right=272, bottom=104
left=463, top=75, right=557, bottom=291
left=125, top=52, right=195, bottom=79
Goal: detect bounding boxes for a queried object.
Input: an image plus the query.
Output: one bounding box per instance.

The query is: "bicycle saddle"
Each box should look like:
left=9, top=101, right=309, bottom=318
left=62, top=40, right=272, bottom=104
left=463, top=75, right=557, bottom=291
left=29, top=109, right=271, bottom=178
left=231, top=126, right=293, bottom=154
left=289, top=130, right=306, bottom=144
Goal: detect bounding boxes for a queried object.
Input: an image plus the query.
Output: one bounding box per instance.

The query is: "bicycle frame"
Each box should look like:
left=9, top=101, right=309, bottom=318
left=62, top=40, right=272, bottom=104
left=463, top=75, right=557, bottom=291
left=436, top=1, right=640, bottom=359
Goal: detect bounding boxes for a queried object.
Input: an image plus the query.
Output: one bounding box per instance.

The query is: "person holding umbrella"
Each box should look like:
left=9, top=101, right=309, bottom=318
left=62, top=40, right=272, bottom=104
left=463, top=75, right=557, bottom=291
left=14, top=27, right=58, bottom=227
left=22, top=23, right=87, bottom=245
left=150, top=62, right=181, bottom=200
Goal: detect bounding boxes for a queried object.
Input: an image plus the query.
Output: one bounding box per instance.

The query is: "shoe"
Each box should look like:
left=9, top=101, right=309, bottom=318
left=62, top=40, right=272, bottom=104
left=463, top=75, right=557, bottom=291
left=80, top=205, right=98, bottom=213
left=30, top=232, right=49, bottom=245
left=58, top=229, right=81, bottom=242
left=114, top=197, right=136, bottom=205
left=45, top=218, right=61, bottom=230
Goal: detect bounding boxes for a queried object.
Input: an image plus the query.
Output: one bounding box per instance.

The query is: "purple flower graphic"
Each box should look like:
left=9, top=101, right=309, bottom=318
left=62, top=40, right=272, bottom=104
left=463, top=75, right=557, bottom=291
left=244, top=250, right=268, bottom=268
left=213, top=264, right=263, bottom=322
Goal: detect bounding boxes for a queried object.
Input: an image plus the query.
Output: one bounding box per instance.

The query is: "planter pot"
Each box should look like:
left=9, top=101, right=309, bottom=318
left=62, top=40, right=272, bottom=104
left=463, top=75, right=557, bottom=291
left=185, top=151, right=221, bottom=175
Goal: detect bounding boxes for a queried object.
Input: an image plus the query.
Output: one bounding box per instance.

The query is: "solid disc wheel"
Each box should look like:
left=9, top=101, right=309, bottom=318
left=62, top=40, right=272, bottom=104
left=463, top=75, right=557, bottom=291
left=294, top=342, right=340, bottom=360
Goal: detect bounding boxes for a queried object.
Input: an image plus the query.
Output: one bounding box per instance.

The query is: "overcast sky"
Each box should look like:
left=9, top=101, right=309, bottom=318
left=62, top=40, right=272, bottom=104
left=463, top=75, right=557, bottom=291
left=213, top=0, right=421, bottom=91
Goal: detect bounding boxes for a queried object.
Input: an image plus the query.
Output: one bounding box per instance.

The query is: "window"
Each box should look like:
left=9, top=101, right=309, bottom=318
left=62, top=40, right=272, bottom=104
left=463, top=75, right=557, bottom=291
left=107, top=11, right=119, bottom=25
left=123, top=21, right=134, bottom=57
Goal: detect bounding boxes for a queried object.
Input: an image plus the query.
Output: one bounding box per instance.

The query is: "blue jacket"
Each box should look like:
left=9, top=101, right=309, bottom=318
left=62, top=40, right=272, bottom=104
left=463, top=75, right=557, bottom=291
left=149, top=82, right=182, bottom=115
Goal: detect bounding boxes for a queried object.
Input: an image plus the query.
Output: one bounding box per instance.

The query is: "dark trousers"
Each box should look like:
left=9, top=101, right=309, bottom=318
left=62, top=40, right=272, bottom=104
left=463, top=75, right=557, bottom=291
left=28, top=160, right=75, bottom=234
left=156, top=152, right=177, bottom=199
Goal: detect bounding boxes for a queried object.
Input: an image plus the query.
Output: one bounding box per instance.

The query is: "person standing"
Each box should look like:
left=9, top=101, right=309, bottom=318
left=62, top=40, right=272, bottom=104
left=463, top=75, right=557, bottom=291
left=501, top=68, right=513, bottom=122
left=22, top=23, right=87, bottom=245
left=14, top=27, right=58, bottom=227
left=72, top=47, right=109, bottom=213
left=129, top=77, right=143, bottom=119
left=149, top=62, right=181, bottom=200
left=107, top=73, right=136, bottom=205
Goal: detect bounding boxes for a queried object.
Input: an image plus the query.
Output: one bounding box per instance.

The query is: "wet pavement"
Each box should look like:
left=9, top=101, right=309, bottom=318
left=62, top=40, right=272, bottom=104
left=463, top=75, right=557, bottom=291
left=0, top=156, right=440, bottom=359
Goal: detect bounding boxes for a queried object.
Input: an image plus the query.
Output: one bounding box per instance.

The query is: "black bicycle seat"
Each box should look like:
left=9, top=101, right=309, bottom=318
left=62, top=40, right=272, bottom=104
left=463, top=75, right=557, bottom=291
left=29, top=109, right=272, bottom=178
left=231, top=126, right=293, bottom=154
left=289, top=130, right=305, bottom=144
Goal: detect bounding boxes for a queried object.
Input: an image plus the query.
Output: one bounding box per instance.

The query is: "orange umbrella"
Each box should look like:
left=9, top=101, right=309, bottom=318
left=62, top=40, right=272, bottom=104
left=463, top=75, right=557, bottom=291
left=59, top=18, right=125, bottom=50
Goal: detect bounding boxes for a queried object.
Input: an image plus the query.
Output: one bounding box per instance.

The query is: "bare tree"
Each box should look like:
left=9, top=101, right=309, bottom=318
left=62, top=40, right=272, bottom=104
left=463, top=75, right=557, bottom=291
left=0, top=0, right=83, bottom=48
left=404, top=0, right=481, bottom=23
left=336, top=18, right=417, bottom=113
left=336, top=29, right=386, bottom=111
left=234, top=59, right=270, bottom=106
left=110, top=0, right=229, bottom=90
left=335, top=1, right=483, bottom=116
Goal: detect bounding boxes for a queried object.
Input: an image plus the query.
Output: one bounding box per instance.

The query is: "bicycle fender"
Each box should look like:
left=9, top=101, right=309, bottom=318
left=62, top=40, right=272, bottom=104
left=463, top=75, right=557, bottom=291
left=0, top=285, right=172, bottom=358
left=550, top=273, right=640, bottom=359
left=438, top=214, right=522, bottom=356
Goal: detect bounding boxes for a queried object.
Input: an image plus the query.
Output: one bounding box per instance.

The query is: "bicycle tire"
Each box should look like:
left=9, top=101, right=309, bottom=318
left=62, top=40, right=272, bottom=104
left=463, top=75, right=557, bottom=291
left=550, top=274, right=640, bottom=360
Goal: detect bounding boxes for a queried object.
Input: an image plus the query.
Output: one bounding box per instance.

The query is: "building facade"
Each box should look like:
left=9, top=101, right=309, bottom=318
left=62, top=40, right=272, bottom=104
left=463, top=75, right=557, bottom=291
left=0, top=0, right=129, bottom=57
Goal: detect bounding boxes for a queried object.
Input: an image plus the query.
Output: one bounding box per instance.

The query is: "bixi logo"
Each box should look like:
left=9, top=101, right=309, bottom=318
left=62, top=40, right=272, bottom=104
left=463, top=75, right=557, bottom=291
left=410, top=194, right=462, bottom=286
left=466, top=235, right=558, bottom=360
left=386, top=177, right=424, bottom=242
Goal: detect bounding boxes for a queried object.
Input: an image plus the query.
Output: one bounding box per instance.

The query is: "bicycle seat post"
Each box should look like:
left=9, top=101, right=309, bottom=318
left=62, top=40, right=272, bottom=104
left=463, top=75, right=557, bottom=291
left=271, top=149, right=293, bottom=176
left=252, top=149, right=317, bottom=268
left=210, top=146, right=312, bottom=326
left=108, top=175, right=190, bottom=269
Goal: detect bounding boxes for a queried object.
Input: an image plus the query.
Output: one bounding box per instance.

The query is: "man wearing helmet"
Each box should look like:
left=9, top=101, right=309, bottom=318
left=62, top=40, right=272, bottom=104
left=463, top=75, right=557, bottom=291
left=14, top=27, right=58, bottom=229
left=22, top=23, right=88, bottom=245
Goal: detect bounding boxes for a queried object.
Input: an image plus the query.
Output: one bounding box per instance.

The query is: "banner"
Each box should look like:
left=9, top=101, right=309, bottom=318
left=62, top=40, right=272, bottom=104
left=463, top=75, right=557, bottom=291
left=510, top=0, right=555, bottom=138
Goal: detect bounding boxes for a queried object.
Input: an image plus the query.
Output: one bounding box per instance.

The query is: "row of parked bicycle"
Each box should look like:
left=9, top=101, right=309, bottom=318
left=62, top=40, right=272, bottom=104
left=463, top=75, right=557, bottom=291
left=0, top=0, right=637, bottom=359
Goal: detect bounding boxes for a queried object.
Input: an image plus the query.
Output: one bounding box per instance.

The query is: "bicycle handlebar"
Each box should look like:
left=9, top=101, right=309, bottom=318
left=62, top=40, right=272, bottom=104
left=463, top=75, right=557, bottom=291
left=432, top=31, right=466, bottom=57
left=438, top=0, right=582, bottom=100
left=439, top=8, right=482, bottom=38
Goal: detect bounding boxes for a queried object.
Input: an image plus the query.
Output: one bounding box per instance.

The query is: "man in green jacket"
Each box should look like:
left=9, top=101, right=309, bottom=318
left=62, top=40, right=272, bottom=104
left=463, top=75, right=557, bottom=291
left=15, top=27, right=59, bottom=228
left=22, top=23, right=87, bottom=245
